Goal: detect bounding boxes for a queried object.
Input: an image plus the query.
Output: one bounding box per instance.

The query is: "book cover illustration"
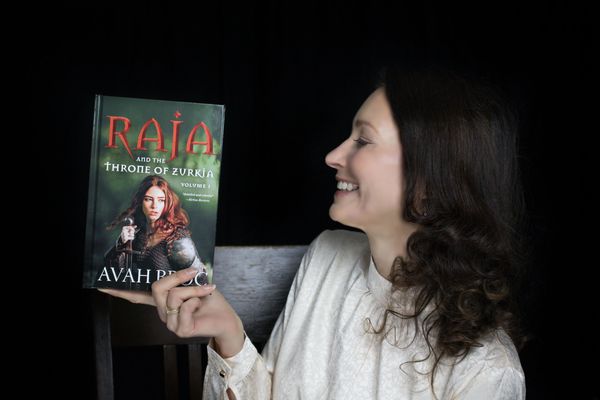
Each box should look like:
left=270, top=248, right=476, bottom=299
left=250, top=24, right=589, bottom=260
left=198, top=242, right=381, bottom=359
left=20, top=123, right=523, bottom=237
left=83, top=95, right=225, bottom=291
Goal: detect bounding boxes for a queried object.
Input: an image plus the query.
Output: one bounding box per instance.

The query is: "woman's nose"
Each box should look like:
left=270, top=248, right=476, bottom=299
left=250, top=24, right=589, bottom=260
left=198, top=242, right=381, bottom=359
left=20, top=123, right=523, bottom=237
left=325, top=141, right=347, bottom=169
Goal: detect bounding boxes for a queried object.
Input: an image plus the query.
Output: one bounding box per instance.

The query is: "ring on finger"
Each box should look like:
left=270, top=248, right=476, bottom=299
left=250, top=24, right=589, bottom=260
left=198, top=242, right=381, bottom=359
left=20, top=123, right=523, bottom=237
left=166, top=306, right=180, bottom=315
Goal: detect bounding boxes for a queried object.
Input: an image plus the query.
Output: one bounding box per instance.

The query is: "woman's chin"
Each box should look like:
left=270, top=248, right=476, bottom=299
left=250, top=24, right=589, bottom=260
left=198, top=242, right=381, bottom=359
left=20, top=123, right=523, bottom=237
left=328, top=207, right=358, bottom=229
left=328, top=205, right=341, bottom=222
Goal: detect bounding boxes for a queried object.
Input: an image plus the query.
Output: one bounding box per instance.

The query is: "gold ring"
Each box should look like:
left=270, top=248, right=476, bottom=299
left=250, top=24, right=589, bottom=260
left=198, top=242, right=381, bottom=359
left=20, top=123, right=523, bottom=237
left=166, top=306, right=180, bottom=315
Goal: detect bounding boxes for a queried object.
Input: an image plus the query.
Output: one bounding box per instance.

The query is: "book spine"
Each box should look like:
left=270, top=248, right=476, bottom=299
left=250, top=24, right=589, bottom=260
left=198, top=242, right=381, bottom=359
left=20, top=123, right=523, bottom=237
left=83, top=95, right=103, bottom=288
left=208, top=105, right=226, bottom=284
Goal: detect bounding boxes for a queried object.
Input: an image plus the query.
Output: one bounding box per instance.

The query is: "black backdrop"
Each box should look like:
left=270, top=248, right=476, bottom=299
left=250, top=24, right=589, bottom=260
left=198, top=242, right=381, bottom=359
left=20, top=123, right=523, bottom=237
left=38, top=2, right=596, bottom=399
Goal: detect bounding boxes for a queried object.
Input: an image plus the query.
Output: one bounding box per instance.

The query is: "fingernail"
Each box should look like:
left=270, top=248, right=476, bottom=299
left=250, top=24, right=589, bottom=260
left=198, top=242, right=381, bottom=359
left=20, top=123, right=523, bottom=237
left=205, top=284, right=216, bottom=290
left=186, top=267, right=198, bottom=275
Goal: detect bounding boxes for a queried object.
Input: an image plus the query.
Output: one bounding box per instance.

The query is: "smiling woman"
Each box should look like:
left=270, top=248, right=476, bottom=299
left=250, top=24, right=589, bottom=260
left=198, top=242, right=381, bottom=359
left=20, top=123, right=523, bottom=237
left=324, top=67, right=527, bottom=398
left=100, top=66, right=527, bottom=400
left=326, top=88, right=416, bottom=265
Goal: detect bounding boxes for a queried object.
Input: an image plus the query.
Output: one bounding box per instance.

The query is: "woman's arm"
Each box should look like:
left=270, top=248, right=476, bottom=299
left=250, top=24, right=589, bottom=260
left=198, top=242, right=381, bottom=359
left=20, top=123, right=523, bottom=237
left=101, top=232, right=324, bottom=400
left=99, top=268, right=255, bottom=398
left=203, top=232, right=323, bottom=400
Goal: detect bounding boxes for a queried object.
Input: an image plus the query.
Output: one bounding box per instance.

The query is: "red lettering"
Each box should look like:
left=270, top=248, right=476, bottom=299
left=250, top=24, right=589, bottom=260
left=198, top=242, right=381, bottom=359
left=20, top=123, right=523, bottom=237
left=169, top=119, right=184, bottom=161
left=105, top=113, right=216, bottom=160
left=136, top=118, right=167, bottom=153
left=105, top=116, right=134, bottom=159
left=186, top=122, right=214, bottom=155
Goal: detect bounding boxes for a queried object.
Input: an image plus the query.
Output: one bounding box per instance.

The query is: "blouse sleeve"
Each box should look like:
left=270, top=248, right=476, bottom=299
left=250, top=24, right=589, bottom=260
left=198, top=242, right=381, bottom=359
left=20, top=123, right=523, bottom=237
left=202, top=232, right=323, bottom=400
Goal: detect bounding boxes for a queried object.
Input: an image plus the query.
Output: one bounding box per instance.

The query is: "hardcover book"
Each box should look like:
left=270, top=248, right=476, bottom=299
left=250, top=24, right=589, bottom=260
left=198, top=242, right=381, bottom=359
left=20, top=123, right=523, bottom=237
left=83, top=95, right=225, bottom=291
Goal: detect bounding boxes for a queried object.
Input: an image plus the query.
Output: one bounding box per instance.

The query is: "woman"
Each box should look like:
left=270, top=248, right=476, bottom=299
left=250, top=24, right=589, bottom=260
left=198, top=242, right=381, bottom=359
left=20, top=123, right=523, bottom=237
left=102, top=175, right=208, bottom=290
left=101, top=67, right=526, bottom=399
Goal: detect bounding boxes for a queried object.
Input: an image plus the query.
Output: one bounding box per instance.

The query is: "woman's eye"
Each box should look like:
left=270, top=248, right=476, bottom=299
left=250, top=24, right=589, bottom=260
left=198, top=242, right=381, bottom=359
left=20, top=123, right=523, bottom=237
left=353, top=138, right=370, bottom=147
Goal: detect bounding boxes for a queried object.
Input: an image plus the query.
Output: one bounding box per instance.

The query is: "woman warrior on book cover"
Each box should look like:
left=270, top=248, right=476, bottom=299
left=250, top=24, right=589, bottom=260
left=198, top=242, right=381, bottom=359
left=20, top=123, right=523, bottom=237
left=103, top=174, right=208, bottom=288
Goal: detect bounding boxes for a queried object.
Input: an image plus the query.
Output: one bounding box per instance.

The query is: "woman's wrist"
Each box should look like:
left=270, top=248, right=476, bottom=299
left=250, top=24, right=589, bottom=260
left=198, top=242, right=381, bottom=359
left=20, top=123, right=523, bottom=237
left=214, top=317, right=245, bottom=358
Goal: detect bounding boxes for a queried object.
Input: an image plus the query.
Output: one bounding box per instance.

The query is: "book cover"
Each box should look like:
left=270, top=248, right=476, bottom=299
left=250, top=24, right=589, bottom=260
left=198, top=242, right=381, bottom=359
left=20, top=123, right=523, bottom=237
left=83, top=95, right=225, bottom=291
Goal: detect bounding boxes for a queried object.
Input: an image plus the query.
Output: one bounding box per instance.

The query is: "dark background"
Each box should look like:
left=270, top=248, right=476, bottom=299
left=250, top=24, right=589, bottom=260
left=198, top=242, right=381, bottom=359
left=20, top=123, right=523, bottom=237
left=34, top=1, right=595, bottom=399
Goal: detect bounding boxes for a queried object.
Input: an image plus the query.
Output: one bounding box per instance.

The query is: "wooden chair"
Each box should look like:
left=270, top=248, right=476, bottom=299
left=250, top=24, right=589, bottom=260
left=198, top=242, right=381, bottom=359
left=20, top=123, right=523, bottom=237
left=93, top=245, right=308, bottom=400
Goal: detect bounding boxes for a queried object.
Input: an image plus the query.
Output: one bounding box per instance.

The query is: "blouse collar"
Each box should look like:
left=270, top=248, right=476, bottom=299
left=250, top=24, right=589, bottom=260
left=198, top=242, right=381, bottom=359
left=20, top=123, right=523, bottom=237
left=366, top=255, right=393, bottom=306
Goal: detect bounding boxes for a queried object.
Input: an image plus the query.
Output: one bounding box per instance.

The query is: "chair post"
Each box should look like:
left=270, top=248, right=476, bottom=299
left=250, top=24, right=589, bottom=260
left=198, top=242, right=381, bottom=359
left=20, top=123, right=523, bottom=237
left=92, top=291, right=115, bottom=400
left=163, top=345, right=179, bottom=400
left=188, top=343, right=206, bottom=400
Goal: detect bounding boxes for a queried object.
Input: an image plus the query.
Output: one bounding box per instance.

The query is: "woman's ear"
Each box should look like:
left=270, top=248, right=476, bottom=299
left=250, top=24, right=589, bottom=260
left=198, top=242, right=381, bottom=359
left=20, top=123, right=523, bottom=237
left=418, top=197, right=428, bottom=217
left=414, top=180, right=428, bottom=217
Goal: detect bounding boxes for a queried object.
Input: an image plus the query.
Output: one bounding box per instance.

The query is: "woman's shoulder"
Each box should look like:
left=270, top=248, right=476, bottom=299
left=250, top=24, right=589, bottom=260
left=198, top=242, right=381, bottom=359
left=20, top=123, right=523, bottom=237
left=290, top=229, right=370, bottom=302
left=448, top=330, right=525, bottom=397
left=301, top=229, right=370, bottom=275
left=477, top=330, right=522, bottom=367
left=173, top=226, right=191, bottom=238
left=456, top=329, right=524, bottom=379
left=311, top=229, right=368, bottom=252
left=305, top=229, right=369, bottom=262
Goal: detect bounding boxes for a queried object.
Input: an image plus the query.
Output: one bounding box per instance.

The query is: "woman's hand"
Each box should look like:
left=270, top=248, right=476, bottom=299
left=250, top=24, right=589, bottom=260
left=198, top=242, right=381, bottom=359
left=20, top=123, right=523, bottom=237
left=98, top=266, right=245, bottom=358
left=119, top=225, right=137, bottom=243
left=98, top=287, right=155, bottom=306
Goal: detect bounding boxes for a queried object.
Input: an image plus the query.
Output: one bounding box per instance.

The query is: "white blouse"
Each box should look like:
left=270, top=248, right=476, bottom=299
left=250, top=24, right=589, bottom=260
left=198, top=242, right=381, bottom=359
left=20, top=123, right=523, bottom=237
left=203, top=230, right=525, bottom=399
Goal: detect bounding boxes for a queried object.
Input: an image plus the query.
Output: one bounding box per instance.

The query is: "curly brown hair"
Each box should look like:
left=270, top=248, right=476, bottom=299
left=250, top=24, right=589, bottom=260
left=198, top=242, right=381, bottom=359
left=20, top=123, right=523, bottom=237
left=372, top=67, right=526, bottom=391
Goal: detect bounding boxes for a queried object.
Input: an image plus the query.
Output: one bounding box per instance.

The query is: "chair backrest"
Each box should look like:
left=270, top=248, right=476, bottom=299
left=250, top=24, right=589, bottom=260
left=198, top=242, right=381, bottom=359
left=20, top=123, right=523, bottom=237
left=93, top=245, right=307, bottom=400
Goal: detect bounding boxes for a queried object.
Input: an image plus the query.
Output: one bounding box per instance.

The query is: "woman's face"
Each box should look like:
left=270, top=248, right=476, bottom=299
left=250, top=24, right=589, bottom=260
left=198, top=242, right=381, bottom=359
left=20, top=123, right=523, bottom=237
left=142, top=185, right=166, bottom=223
left=325, top=88, right=406, bottom=233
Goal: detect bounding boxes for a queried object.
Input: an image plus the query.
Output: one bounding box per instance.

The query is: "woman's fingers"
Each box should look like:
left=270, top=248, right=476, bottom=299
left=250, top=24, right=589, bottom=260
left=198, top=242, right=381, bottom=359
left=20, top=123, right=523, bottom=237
left=120, top=226, right=136, bottom=242
left=165, top=285, right=217, bottom=334
left=163, top=283, right=216, bottom=321
left=152, top=267, right=215, bottom=321
left=168, top=284, right=217, bottom=303
left=97, top=288, right=155, bottom=306
left=168, top=297, right=202, bottom=335
left=98, top=273, right=227, bottom=340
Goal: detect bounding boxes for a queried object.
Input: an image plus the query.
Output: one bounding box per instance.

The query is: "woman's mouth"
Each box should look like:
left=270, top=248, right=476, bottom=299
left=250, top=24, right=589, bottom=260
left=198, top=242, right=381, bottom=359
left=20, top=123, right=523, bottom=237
left=336, top=180, right=359, bottom=192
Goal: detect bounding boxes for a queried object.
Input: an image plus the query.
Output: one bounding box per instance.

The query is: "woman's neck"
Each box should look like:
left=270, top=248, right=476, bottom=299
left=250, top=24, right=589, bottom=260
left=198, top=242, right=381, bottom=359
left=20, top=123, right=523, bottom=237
left=147, top=219, right=157, bottom=233
left=365, top=223, right=419, bottom=280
